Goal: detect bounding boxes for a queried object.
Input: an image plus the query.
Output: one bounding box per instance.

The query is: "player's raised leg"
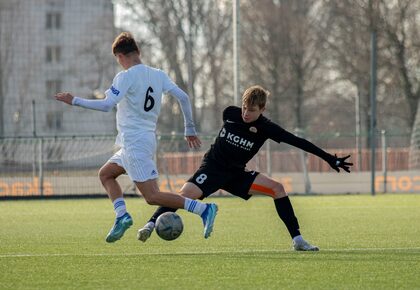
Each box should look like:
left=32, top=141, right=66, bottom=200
left=136, top=180, right=217, bottom=240
left=137, top=182, right=206, bottom=242
left=99, top=162, right=133, bottom=243
left=249, top=173, right=319, bottom=251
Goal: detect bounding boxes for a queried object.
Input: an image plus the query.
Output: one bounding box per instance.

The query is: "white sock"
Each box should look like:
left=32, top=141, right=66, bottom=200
left=184, top=198, right=207, bottom=216
left=145, top=221, right=155, bottom=229
left=113, top=197, right=127, bottom=218
left=293, top=235, right=304, bottom=243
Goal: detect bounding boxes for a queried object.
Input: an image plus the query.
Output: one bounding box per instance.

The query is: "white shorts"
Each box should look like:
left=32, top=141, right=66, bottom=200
left=108, top=133, right=158, bottom=182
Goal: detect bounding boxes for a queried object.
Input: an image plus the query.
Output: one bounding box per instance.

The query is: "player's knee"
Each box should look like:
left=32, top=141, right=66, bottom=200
left=272, top=182, right=287, bottom=199
left=98, top=169, right=112, bottom=185
left=142, top=195, right=156, bottom=205
left=141, top=192, right=160, bottom=205
left=180, top=189, right=203, bottom=200
left=143, top=196, right=157, bottom=205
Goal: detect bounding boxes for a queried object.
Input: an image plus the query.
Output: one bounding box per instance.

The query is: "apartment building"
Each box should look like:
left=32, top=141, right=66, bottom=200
left=0, top=0, right=117, bottom=137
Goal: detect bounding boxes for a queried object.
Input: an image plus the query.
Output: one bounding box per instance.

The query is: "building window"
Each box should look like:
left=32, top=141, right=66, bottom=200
left=46, top=12, right=62, bottom=29
left=46, top=46, right=61, bottom=63
left=46, top=80, right=62, bottom=98
left=46, top=111, right=63, bottom=130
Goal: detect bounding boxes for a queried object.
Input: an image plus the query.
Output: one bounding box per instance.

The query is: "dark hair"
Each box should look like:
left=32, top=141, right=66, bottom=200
left=112, top=32, right=140, bottom=55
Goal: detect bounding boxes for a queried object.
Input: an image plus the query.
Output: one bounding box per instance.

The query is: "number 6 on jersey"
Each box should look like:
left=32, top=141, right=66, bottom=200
left=144, top=86, right=155, bottom=112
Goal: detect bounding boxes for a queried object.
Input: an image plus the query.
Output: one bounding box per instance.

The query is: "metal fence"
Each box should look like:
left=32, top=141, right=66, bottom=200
left=0, top=132, right=416, bottom=198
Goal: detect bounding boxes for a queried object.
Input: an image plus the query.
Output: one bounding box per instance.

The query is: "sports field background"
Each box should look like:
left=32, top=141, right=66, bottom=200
left=1, top=194, right=419, bottom=289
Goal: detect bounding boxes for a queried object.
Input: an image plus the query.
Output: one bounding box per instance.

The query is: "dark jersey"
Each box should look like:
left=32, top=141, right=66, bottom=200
left=203, top=106, right=333, bottom=169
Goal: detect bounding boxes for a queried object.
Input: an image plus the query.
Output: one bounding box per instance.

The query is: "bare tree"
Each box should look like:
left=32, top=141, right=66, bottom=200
left=378, top=0, right=420, bottom=168
left=241, top=0, right=290, bottom=125
left=116, top=0, right=232, bottom=134
left=379, top=0, right=420, bottom=129
left=242, top=0, right=327, bottom=131
left=318, top=0, right=376, bottom=142
left=197, top=1, right=233, bottom=129
left=73, top=16, right=116, bottom=98
left=320, top=0, right=420, bottom=134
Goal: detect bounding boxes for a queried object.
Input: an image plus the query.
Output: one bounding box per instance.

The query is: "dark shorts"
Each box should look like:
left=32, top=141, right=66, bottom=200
left=187, top=160, right=259, bottom=200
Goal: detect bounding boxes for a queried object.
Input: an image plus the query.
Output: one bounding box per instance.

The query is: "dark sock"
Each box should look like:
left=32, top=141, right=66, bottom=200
left=274, top=196, right=301, bottom=238
left=148, top=207, right=177, bottom=224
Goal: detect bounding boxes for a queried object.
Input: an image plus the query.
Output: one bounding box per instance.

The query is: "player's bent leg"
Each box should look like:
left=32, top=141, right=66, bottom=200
left=249, top=174, right=319, bottom=251
left=98, top=162, right=133, bottom=243
left=248, top=173, right=286, bottom=199
left=180, top=182, right=218, bottom=239
left=135, top=179, right=186, bottom=207
left=179, top=182, right=205, bottom=199
left=137, top=181, right=216, bottom=239
left=99, top=162, right=126, bottom=201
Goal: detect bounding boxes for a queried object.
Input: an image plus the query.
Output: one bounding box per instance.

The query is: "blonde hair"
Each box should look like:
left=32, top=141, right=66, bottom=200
left=242, top=85, right=270, bottom=109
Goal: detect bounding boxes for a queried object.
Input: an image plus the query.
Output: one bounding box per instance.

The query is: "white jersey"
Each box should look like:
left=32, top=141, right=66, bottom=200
left=104, top=64, right=176, bottom=146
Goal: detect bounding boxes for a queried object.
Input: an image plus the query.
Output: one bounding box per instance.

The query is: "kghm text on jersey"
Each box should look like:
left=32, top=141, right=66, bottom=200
left=219, top=128, right=254, bottom=150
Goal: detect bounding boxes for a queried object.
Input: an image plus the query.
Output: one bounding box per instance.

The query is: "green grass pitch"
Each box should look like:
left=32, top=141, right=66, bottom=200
left=1, top=195, right=419, bottom=289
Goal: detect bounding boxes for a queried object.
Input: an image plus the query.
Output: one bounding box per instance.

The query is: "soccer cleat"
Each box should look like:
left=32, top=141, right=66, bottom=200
left=293, top=238, right=319, bottom=251
left=105, top=212, right=133, bottom=243
left=201, top=203, right=218, bottom=239
left=137, top=224, right=154, bottom=242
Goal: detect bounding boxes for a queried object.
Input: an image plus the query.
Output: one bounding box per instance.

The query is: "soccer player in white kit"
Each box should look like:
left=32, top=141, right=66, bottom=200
left=55, top=32, right=217, bottom=243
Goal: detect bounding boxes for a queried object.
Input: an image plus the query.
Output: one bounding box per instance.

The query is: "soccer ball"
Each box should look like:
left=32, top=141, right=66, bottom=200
left=155, top=212, right=184, bottom=241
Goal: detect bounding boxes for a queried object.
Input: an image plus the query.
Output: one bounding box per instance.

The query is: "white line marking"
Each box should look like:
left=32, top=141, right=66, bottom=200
left=1, top=247, right=419, bottom=258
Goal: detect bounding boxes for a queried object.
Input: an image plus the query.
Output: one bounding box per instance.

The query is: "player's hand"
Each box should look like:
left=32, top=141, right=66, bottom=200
left=55, top=92, right=74, bottom=105
left=329, top=154, right=353, bottom=173
left=185, top=136, right=201, bottom=149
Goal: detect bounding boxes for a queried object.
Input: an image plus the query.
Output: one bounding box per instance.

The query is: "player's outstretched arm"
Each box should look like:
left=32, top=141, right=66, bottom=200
left=55, top=92, right=116, bottom=112
left=276, top=128, right=353, bottom=173
left=326, top=154, right=353, bottom=173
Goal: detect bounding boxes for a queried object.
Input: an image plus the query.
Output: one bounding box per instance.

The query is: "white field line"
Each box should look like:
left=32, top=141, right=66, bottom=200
left=1, top=247, right=420, bottom=258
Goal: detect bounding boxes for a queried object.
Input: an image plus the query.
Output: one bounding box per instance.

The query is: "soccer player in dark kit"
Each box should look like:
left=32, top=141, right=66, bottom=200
left=137, top=85, right=352, bottom=251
